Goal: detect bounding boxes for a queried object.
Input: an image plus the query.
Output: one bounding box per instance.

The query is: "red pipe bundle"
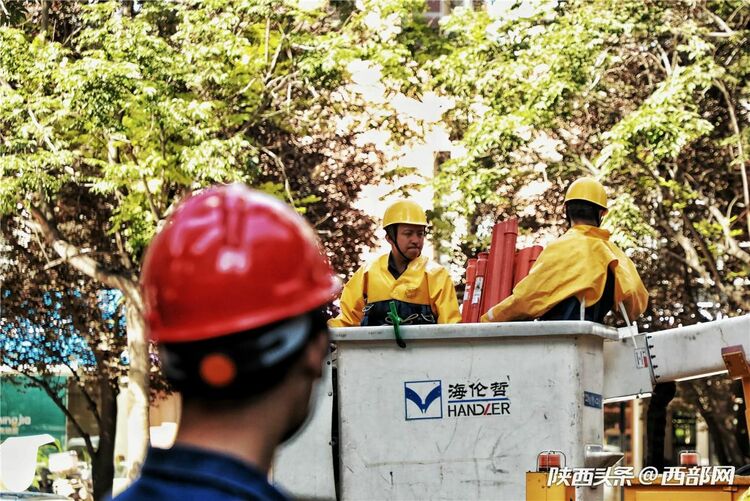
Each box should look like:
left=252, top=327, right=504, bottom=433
left=481, top=219, right=518, bottom=315
left=468, top=252, right=489, bottom=323
left=461, top=258, right=477, bottom=323
left=459, top=220, right=543, bottom=322
left=513, top=245, right=543, bottom=287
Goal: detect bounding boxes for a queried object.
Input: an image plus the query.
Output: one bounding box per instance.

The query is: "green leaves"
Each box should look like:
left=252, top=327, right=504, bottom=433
left=599, top=62, right=718, bottom=175
left=427, top=1, right=646, bottom=261
left=2, top=0, right=747, bottom=313
left=179, top=136, right=259, bottom=183
left=0, top=0, right=342, bottom=257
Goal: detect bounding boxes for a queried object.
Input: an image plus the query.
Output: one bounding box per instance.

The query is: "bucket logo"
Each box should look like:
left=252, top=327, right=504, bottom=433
left=404, top=380, right=443, bottom=421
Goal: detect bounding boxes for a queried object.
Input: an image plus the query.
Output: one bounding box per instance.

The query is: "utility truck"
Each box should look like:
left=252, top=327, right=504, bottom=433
left=272, top=313, right=750, bottom=501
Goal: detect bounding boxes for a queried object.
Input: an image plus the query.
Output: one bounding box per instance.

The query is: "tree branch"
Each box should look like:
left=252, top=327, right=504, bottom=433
left=264, top=16, right=271, bottom=64
left=682, top=213, right=724, bottom=289
left=706, top=31, right=739, bottom=38
left=17, top=371, right=94, bottom=454
left=662, top=247, right=697, bottom=271
left=123, top=147, right=161, bottom=222
left=656, top=43, right=672, bottom=76
left=669, top=218, right=749, bottom=310
left=59, top=357, right=103, bottom=428
left=141, top=174, right=161, bottom=222
left=43, top=249, right=93, bottom=270
left=28, top=108, right=57, bottom=153
left=715, top=79, right=750, bottom=242
left=28, top=202, right=143, bottom=314
left=704, top=8, right=738, bottom=35
left=708, top=205, right=750, bottom=265
left=671, top=226, right=711, bottom=282
left=115, top=230, right=134, bottom=271
left=260, top=146, right=296, bottom=207
left=40, top=0, right=50, bottom=37
left=265, top=31, right=284, bottom=83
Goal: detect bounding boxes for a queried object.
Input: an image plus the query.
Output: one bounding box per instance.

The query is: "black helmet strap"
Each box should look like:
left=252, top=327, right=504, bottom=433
left=386, top=224, right=412, bottom=262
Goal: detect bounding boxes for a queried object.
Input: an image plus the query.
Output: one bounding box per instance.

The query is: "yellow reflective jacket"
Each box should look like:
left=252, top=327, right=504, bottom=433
left=329, top=253, right=461, bottom=327
left=481, top=225, right=648, bottom=323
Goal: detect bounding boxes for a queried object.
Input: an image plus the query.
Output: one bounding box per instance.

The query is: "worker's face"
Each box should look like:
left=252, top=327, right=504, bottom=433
left=390, top=224, right=425, bottom=260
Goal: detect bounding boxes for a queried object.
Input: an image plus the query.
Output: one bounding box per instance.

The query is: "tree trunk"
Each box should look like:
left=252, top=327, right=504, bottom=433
left=702, top=410, right=731, bottom=465
left=27, top=205, right=152, bottom=486
left=733, top=380, right=750, bottom=462
left=40, top=0, right=50, bottom=36
left=122, top=301, right=150, bottom=482
left=121, top=0, right=134, bottom=18
left=92, top=380, right=118, bottom=500
left=688, top=379, right=749, bottom=466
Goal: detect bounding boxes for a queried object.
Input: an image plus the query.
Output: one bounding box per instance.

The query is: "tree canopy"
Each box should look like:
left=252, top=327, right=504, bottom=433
left=2, top=0, right=749, bottom=493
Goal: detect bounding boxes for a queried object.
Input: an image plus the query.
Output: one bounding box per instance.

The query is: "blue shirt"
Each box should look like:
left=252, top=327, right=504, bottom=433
left=114, top=445, right=290, bottom=501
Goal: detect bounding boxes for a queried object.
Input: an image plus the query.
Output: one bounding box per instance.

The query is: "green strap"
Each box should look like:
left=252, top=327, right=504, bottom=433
left=387, top=300, right=406, bottom=349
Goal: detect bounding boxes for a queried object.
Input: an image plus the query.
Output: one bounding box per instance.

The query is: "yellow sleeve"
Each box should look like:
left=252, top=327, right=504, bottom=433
left=612, top=249, right=649, bottom=320
left=429, top=268, right=461, bottom=324
left=328, top=266, right=366, bottom=328
left=623, top=283, right=648, bottom=320
left=480, top=246, right=561, bottom=323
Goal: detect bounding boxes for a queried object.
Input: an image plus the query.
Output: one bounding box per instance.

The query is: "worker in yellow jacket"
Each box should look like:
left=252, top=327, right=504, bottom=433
left=329, top=200, right=461, bottom=327
left=481, top=177, right=648, bottom=324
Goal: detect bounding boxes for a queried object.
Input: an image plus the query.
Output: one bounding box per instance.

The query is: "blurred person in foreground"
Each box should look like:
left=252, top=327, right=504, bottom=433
left=115, top=184, right=341, bottom=500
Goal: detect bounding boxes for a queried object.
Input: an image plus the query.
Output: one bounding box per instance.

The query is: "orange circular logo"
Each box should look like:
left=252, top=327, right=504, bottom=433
left=199, top=353, right=237, bottom=387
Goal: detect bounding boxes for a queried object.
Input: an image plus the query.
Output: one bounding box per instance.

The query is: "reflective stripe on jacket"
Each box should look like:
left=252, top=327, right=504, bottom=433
left=329, top=253, right=461, bottom=327
left=480, top=225, right=648, bottom=323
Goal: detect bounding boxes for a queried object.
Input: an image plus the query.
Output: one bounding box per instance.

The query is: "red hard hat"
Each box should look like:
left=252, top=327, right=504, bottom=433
left=141, top=184, right=341, bottom=344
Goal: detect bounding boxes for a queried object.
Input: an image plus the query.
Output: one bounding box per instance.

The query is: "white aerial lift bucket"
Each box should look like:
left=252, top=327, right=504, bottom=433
left=273, top=315, right=750, bottom=500
left=331, top=321, right=617, bottom=501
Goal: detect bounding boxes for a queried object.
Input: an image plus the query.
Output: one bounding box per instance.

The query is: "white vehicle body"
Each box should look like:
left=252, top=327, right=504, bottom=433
left=272, top=315, right=750, bottom=501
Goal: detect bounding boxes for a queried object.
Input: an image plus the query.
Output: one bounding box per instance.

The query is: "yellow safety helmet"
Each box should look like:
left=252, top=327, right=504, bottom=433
left=564, top=177, right=607, bottom=209
left=382, top=200, right=427, bottom=228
